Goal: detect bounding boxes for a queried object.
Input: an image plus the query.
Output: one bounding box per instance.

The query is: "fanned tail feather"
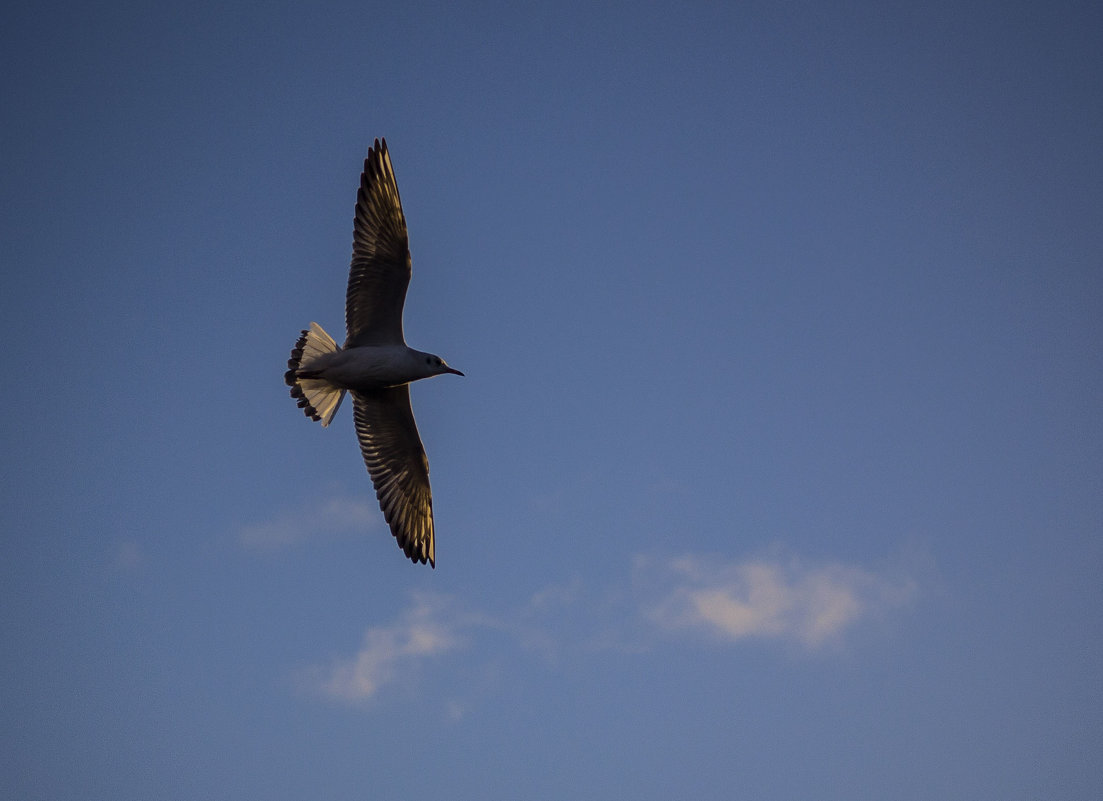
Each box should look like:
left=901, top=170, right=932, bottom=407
left=285, top=322, right=345, bottom=426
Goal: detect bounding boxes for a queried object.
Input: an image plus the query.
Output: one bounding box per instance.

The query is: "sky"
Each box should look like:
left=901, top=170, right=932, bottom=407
left=2, top=0, right=1101, bottom=798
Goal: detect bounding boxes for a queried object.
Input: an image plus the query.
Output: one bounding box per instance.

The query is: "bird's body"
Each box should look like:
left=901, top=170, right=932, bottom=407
left=284, top=139, right=461, bottom=567
left=297, top=344, right=456, bottom=391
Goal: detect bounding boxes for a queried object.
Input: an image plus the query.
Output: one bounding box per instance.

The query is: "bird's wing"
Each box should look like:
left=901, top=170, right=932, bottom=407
left=351, top=387, right=435, bottom=567
left=345, top=138, right=411, bottom=347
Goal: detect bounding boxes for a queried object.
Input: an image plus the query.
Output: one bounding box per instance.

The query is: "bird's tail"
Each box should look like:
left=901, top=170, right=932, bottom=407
left=285, top=322, right=345, bottom=427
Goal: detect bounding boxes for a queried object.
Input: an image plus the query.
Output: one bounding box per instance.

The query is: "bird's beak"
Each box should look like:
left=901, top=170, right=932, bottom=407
left=445, top=366, right=464, bottom=376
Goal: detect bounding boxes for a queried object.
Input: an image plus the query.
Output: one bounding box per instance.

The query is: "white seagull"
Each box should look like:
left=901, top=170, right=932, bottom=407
left=285, top=139, right=462, bottom=567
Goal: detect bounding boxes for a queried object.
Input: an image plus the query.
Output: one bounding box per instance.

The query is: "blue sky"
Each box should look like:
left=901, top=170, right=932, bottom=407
left=2, top=1, right=1101, bottom=798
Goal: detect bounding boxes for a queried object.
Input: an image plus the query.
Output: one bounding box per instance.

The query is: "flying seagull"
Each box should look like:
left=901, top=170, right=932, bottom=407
left=284, top=139, right=462, bottom=567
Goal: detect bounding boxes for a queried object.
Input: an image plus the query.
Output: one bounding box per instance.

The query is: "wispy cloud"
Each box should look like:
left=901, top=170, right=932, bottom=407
left=306, top=594, right=463, bottom=703
left=111, top=540, right=146, bottom=572
left=240, top=495, right=378, bottom=549
left=640, top=554, right=916, bottom=648
left=300, top=551, right=919, bottom=707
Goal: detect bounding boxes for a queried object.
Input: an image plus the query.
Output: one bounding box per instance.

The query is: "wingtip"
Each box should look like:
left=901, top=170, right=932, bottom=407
left=402, top=548, right=435, bottom=568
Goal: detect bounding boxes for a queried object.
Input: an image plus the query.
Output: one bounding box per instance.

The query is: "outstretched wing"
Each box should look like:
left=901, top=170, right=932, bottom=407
left=351, top=387, right=435, bottom=567
left=345, top=138, right=411, bottom=347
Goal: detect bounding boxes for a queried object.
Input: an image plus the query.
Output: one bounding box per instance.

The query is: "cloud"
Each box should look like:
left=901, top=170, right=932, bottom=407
left=300, top=584, right=586, bottom=705
left=641, top=554, right=916, bottom=648
left=240, top=495, right=378, bottom=549
left=298, top=551, right=919, bottom=708
left=307, top=594, right=463, bottom=703
left=112, top=540, right=146, bottom=571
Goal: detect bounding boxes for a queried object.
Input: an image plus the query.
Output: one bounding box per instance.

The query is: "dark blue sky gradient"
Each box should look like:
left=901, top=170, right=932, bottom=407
left=3, top=2, right=1101, bottom=799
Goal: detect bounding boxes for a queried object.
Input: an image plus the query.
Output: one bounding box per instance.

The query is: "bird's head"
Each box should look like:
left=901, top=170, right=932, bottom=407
left=421, top=352, right=464, bottom=378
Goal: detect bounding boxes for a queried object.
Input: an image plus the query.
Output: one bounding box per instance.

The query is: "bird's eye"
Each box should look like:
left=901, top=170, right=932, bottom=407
left=425, top=357, right=431, bottom=364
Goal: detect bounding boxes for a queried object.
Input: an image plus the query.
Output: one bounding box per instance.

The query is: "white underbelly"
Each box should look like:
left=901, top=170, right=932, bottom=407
left=308, top=346, right=414, bottom=390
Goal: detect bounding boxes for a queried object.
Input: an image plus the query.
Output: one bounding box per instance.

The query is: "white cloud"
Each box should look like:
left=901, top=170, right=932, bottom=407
left=298, top=551, right=918, bottom=708
left=308, top=594, right=463, bottom=703
left=240, top=494, right=378, bottom=549
left=641, top=554, right=916, bottom=648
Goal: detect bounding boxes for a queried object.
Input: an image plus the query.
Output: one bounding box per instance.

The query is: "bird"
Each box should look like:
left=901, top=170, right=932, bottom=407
left=284, top=139, right=462, bottom=568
